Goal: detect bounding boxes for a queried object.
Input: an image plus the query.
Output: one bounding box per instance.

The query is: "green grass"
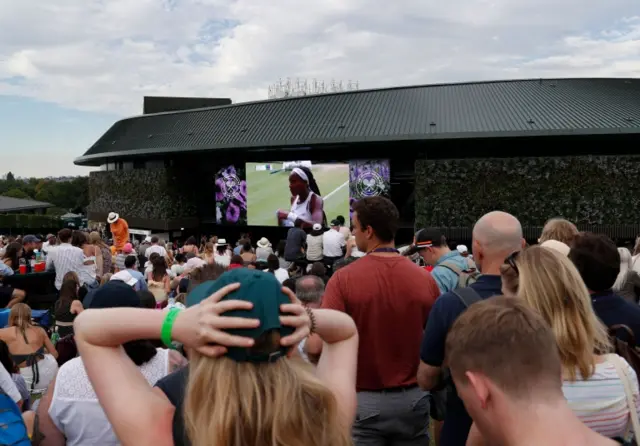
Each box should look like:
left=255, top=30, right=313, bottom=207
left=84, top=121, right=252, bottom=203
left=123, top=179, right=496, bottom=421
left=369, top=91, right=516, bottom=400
left=246, top=163, right=350, bottom=226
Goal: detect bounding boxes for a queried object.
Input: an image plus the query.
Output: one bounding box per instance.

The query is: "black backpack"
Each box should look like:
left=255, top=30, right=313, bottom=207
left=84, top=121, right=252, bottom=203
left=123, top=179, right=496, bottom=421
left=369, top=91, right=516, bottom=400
left=430, top=287, right=483, bottom=421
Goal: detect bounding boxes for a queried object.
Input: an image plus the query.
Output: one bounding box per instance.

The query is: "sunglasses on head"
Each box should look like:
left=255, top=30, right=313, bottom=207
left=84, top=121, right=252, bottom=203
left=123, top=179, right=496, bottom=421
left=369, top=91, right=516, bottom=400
left=504, top=251, right=520, bottom=275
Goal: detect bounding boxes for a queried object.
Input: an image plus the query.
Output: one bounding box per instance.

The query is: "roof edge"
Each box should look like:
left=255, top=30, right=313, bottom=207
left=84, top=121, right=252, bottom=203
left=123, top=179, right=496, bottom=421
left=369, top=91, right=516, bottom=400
left=74, top=126, right=640, bottom=166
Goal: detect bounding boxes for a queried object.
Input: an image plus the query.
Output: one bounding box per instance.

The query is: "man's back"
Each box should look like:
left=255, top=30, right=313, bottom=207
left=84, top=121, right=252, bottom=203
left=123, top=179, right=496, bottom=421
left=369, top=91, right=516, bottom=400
left=323, top=254, right=440, bottom=390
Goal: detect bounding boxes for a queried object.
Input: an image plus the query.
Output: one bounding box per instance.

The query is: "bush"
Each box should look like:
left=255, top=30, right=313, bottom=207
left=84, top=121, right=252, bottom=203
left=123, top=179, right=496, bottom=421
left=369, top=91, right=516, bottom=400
left=415, top=155, right=640, bottom=228
left=0, top=214, right=62, bottom=230
left=88, top=169, right=198, bottom=219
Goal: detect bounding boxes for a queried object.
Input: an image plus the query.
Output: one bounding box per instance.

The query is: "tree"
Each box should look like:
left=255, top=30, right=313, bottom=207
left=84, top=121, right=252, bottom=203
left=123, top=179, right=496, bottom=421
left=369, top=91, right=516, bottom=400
left=4, top=188, right=31, bottom=199
left=5, top=172, right=14, bottom=182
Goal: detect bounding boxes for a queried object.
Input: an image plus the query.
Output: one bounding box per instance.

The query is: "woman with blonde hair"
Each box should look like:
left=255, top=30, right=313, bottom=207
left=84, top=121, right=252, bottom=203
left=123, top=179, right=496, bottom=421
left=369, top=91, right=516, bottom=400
left=74, top=268, right=357, bottom=446
left=0, top=303, right=58, bottom=395
left=538, top=217, right=579, bottom=245
left=200, top=242, right=215, bottom=264
left=496, top=246, right=639, bottom=442
left=89, top=231, right=112, bottom=276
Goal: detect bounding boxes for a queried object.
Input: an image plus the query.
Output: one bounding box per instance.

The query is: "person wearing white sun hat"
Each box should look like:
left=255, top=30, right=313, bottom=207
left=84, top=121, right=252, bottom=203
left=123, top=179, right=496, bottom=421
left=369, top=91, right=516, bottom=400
left=107, top=212, right=129, bottom=253
left=256, top=237, right=273, bottom=262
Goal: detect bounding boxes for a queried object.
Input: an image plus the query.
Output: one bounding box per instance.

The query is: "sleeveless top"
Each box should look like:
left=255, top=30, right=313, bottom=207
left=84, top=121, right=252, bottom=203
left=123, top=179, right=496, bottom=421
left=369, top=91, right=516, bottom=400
left=148, top=278, right=167, bottom=303
left=284, top=192, right=315, bottom=227
left=78, top=248, right=97, bottom=285
left=49, top=349, right=170, bottom=446
left=54, top=300, right=76, bottom=338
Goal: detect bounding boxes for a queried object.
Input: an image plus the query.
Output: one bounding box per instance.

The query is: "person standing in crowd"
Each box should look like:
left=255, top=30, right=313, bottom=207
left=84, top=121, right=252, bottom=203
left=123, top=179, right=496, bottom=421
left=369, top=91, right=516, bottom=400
left=21, top=235, right=39, bottom=273
left=322, top=196, right=440, bottom=445
left=456, top=245, right=477, bottom=270
left=145, top=236, right=167, bottom=259
left=418, top=211, right=525, bottom=446
left=446, top=296, right=618, bottom=446
left=407, top=228, right=475, bottom=293
left=569, top=233, right=640, bottom=339
left=42, top=234, right=57, bottom=256
left=46, top=229, right=85, bottom=291
left=322, top=220, right=346, bottom=272
left=538, top=217, right=579, bottom=246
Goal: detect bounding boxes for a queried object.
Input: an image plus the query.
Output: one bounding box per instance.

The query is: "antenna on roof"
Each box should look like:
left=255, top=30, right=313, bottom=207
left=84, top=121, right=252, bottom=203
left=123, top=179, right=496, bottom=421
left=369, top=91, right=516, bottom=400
left=268, top=78, right=360, bottom=99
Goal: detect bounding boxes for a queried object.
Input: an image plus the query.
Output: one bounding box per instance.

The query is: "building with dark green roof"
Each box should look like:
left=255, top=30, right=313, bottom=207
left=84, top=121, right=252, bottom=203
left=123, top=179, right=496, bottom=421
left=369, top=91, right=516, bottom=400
left=77, top=78, right=640, bottom=240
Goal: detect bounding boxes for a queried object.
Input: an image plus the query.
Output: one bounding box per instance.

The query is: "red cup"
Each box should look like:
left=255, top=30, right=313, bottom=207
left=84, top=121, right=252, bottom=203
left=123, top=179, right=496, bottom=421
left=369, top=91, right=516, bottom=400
left=18, top=265, right=27, bottom=274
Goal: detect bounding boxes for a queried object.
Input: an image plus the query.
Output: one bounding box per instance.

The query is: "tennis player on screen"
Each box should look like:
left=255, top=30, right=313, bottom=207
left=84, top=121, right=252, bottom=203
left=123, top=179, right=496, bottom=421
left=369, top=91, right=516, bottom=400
left=276, top=166, right=326, bottom=228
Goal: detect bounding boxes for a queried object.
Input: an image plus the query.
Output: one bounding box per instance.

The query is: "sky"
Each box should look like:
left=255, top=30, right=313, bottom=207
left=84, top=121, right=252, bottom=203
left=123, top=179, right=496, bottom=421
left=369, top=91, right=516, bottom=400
left=0, top=1, right=638, bottom=178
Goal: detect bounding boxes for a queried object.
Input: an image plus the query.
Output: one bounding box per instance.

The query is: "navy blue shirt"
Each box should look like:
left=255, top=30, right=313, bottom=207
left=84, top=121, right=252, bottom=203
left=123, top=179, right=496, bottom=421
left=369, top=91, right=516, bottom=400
left=591, top=290, right=640, bottom=342
left=420, top=275, right=502, bottom=446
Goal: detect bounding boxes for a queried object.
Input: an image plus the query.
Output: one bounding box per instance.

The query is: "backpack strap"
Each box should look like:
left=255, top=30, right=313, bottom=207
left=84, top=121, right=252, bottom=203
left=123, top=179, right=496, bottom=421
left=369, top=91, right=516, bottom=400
left=452, top=287, right=483, bottom=308
left=439, top=261, right=463, bottom=275
left=440, top=261, right=477, bottom=289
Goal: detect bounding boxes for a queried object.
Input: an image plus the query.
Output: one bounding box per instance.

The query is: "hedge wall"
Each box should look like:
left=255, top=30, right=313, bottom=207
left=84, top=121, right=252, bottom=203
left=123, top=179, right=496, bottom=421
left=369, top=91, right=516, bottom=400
left=0, top=214, right=62, bottom=230
left=88, top=169, right=198, bottom=219
left=415, top=155, right=640, bottom=228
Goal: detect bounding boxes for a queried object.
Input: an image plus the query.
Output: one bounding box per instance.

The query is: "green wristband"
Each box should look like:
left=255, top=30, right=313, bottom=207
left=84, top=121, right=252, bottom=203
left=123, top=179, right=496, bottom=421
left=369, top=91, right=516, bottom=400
left=161, top=308, right=181, bottom=349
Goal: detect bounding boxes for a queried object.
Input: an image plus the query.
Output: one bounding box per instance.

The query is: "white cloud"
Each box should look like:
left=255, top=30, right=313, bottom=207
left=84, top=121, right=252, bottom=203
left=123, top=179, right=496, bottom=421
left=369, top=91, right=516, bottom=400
left=0, top=0, right=638, bottom=115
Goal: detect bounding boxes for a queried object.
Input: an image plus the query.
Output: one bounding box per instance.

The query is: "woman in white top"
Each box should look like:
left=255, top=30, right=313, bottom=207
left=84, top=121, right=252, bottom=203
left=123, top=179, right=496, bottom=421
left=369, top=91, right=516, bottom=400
left=276, top=166, right=326, bottom=228
left=72, top=231, right=99, bottom=288
left=36, top=281, right=187, bottom=446
left=466, top=246, right=640, bottom=444
left=306, top=224, right=324, bottom=262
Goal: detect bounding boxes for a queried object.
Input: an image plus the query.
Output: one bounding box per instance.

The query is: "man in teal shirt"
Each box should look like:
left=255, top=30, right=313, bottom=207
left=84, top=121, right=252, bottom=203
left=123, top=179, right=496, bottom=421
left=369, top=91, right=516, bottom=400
left=406, top=228, right=476, bottom=293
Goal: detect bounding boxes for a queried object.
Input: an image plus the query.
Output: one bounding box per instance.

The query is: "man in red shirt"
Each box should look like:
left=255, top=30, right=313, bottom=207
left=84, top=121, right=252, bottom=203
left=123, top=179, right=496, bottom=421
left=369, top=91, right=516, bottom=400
left=322, top=196, right=441, bottom=445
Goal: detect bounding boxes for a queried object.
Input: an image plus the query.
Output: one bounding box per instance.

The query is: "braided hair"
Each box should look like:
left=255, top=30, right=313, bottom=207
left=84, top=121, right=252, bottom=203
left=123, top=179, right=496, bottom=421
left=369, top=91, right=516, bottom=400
left=298, top=166, right=327, bottom=226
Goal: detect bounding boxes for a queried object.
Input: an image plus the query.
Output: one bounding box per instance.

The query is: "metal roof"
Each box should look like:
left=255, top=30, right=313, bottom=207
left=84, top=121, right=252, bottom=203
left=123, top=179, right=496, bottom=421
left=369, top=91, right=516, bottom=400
left=75, top=78, right=640, bottom=166
left=0, top=196, right=53, bottom=212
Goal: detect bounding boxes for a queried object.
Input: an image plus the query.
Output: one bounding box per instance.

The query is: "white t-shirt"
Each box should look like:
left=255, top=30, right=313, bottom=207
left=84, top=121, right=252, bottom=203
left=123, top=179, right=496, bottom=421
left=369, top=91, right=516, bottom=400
left=49, top=349, right=170, bottom=446
left=144, top=245, right=167, bottom=259
left=322, top=229, right=345, bottom=258
left=274, top=268, right=289, bottom=283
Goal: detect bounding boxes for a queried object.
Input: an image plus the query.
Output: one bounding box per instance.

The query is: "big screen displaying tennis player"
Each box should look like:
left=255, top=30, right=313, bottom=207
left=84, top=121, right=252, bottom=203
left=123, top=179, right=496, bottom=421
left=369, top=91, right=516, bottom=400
left=246, top=161, right=350, bottom=227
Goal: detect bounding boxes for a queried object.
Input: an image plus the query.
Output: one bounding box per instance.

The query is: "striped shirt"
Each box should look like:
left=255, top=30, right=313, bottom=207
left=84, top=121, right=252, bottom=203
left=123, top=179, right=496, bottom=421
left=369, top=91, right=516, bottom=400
left=563, top=356, right=640, bottom=439
left=46, top=243, right=86, bottom=290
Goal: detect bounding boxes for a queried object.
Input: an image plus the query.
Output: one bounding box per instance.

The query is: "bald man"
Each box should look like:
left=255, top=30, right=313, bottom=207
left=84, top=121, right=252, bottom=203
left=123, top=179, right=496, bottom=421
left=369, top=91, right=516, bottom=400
left=417, top=211, right=525, bottom=446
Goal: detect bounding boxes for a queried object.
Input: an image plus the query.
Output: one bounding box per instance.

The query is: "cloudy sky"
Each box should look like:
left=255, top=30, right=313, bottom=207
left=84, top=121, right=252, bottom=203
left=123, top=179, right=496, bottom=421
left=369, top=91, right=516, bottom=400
left=0, top=0, right=638, bottom=177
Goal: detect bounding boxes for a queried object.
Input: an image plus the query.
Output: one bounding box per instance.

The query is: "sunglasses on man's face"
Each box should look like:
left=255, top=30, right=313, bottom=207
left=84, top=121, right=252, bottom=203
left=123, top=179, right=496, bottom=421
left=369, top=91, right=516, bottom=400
left=504, top=251, right=520, bottom=275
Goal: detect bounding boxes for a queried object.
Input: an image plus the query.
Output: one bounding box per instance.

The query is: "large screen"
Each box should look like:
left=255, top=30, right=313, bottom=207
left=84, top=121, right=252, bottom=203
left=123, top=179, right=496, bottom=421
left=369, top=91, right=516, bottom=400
left=215, top=164, right=247, bottom=225
left=241, top=160, right=391, bottom=227
left=246, top=161, right=350, bottom=227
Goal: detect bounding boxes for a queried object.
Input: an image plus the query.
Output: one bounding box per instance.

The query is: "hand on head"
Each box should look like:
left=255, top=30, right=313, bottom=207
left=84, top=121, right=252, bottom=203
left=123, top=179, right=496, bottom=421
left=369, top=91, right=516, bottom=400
left=174, top=282, right=310, bottom=358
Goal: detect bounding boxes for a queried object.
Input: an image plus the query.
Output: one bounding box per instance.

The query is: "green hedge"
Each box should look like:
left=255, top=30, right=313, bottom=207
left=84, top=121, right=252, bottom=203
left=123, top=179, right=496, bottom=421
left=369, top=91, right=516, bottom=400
left=0, top=214, right=63, bottom=229
left=88, top=169, right=198, bottom=219
left=415, top=155, right=640, bottom=228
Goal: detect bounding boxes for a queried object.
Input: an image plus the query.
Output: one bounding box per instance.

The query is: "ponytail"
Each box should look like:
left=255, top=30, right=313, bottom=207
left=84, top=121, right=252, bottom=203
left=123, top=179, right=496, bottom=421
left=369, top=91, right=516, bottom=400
left=299, top=166, right=327, bottom=226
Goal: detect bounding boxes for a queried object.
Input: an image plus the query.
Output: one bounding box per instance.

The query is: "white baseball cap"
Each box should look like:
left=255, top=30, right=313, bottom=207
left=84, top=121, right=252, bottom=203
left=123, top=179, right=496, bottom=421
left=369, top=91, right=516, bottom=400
left=110, top=270, right=138, bottom=287
left=312, top=223, right=322, bottom=231
left=456, top=245, right=468, bottom=254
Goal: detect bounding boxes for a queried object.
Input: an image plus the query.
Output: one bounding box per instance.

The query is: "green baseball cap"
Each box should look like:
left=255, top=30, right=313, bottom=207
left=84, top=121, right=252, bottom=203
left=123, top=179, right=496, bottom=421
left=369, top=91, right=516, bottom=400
left=186, top=268, right=294, bottom=363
